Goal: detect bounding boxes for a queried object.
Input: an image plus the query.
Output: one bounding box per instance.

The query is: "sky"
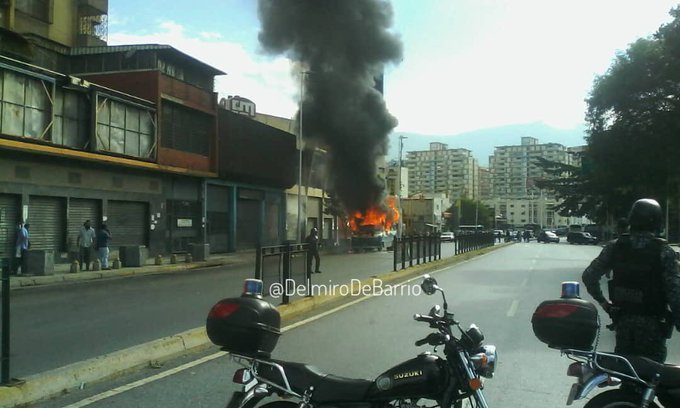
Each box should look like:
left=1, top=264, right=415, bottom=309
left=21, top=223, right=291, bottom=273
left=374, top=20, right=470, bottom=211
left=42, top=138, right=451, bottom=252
left=108, top=0, right=680, bottom=136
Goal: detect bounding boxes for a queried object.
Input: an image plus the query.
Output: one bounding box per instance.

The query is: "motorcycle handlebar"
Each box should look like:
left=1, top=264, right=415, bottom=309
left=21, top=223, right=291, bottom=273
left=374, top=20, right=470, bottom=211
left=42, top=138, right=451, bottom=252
left=413, top=313, right=435, bottom=323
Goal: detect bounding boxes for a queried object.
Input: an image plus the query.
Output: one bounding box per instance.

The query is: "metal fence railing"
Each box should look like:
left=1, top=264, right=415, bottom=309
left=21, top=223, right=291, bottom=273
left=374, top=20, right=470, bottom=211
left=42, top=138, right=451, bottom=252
left=255, top=242, right=309, bottom=304
left=393, top=235, right=442, bottom=271
left=393, top=232, right=496, bottom=271
left=454, top=232, right=495, bottom=255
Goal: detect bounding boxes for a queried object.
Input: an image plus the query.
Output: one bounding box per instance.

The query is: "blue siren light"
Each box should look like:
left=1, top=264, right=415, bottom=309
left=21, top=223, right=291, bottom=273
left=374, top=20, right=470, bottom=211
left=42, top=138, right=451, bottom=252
left=243, top=279, right=264, bottom=297
left=561, top=281, right=581, bottom=299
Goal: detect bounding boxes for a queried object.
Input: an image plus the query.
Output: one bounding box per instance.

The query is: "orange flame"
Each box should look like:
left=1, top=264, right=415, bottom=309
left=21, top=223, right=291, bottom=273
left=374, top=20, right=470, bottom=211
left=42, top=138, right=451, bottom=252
left=349, top=196, right=400, bottom=233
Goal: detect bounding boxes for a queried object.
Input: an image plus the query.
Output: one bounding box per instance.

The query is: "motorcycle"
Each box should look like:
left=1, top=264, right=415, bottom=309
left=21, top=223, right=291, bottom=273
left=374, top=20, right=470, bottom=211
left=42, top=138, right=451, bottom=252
left=532, top=282, right=680, bottom=407
left=207, top=275, right=498, bottom=408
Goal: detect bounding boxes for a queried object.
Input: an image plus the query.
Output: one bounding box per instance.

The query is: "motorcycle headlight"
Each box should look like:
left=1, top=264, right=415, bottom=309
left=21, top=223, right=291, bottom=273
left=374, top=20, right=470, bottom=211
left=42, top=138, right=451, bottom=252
left=471, top=345, right=497, bottom=378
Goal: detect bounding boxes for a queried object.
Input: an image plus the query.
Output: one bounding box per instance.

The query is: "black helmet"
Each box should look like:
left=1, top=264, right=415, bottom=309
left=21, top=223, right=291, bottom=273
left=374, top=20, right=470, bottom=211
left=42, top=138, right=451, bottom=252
left=628, top=198, right=662, bottom=233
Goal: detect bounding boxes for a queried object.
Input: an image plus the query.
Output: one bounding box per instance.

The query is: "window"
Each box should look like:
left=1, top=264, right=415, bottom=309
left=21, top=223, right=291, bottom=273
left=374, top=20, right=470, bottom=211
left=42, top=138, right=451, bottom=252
left=96, top=95, right=155, bottom=159
left=160, top=102, right=211, bottom=156
left=53, top=89, right=88, bottom=149
left=0, top=70, right=51, bottom=140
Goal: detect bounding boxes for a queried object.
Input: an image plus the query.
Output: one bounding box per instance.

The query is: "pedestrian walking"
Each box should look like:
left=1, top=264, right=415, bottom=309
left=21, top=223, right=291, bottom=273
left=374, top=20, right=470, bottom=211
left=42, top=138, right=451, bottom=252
left=96, top=224, right=112, bottom=270
left=77, top=220, right=96, bottom=271
left=14, top=222, right=29, bottom=275
left=305, top=227, right=321, bottom=274
left=582, top=198, right=680, bottom=363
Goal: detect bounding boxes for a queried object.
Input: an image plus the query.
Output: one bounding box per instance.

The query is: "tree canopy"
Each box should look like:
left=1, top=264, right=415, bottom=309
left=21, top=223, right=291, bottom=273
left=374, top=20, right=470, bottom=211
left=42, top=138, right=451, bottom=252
left=538, top=7, right=680, bottom=225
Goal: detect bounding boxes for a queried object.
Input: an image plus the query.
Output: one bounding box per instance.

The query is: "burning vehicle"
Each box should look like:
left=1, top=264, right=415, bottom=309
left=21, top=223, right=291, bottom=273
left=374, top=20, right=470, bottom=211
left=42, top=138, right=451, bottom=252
left=348, top=196, right=400, bottom=251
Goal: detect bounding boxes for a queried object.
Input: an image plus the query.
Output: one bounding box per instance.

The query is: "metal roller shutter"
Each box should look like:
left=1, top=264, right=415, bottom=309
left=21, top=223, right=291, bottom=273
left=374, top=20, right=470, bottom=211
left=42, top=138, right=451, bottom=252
left=107, top=201, right=148, bottom=247
left=68, top=199, right=101, bottom=249
left=207, top=185, right=230, bottom=253
left=0, top=194, right=20, bottom=259
left=28, top=196, right=66, bottom=252
left=236, top=199, right=260, bottom=250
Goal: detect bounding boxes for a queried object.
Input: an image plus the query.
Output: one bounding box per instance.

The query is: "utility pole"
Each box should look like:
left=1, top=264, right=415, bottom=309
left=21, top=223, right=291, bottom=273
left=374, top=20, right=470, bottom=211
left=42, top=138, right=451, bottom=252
left=398, top=135, right=407, bottom=238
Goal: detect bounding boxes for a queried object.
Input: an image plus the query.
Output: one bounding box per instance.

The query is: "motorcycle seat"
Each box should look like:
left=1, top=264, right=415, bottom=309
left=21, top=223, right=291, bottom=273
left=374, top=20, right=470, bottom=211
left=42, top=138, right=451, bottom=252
left=597, top=354, right=680, bottom=388
left=258, top=359, right=373, bottom=403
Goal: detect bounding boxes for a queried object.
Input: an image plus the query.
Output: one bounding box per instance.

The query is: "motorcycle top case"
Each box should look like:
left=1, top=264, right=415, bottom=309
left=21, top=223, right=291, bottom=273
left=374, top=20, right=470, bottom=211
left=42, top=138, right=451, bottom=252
left=206, top=295, right=281, bottom=358
left=531, top=298, right=599, bottom=350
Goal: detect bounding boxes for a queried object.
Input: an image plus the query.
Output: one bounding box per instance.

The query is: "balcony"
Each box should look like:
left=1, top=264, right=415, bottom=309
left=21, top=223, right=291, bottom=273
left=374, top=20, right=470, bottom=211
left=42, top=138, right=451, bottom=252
left=77, top=0, right=108, bottom=46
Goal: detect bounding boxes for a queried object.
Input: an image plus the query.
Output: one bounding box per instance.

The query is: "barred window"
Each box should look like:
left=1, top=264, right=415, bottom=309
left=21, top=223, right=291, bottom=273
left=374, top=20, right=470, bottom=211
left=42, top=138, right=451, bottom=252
left=160, top=102, right=210, bottom=156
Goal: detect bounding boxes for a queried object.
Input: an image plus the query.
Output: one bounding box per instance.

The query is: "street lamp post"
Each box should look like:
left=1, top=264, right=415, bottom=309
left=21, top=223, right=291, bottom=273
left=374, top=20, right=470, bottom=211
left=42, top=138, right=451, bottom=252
left=297, top=72, right=305, bottom=243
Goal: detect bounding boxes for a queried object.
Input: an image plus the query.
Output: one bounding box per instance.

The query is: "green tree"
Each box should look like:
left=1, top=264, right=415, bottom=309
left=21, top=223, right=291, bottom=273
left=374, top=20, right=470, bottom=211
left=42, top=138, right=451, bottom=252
left=444, top=198, right=494, bottom=230
left=537, top=7, right=680, bottom=229
left=585, top=8, right=680, bottom=214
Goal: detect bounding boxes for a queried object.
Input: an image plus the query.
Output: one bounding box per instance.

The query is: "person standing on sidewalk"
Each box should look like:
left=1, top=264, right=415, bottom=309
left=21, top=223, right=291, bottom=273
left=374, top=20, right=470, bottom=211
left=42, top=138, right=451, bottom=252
left=77, top=220, right=96, bottom=271
left=96, top=224, right=112, bottom=270
left=305, top=227, right=321, bottom=274
left=14, top=222, right=29, bottom=275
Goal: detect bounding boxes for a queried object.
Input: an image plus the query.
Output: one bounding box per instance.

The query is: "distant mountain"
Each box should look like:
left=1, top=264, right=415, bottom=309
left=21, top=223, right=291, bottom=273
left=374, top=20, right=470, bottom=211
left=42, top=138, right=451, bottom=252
left=387, top=122, right=588, bottom=166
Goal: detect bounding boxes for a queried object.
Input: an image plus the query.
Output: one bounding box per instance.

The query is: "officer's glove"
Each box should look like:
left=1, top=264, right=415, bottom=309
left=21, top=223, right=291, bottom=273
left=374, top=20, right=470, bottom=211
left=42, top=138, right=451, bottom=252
left=600, top=300, right=614, bottom=316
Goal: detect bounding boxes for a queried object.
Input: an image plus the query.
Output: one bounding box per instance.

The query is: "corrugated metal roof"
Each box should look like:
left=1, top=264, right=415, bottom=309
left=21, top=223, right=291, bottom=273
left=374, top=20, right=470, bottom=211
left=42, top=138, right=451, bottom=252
left=69, top=44, right=226, bottom=75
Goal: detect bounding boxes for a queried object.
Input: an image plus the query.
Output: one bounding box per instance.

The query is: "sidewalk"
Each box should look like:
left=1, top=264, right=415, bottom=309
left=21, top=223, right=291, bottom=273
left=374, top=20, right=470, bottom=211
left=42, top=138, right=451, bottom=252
left=9, top=251, right=256, bottom=289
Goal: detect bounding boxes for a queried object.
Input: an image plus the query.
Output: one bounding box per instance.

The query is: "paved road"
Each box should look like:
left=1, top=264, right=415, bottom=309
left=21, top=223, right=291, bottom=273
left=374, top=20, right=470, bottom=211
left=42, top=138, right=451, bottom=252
left=6, top=242, right=458, bottom=378
left=41, top=241, right=680, bottom=408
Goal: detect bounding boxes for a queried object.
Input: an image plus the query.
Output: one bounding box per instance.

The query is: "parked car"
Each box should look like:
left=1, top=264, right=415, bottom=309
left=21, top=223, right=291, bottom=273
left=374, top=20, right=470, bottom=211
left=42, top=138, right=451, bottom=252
left=567, top=231, right=598, bottom=245
left=537, top=231, right=560, bottom=243
left=440, top=231, right=455, bottom=242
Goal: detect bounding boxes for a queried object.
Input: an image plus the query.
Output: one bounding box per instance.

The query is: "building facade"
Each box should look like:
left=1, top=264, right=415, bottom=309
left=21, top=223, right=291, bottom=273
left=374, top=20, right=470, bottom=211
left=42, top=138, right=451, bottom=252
left=485, top=197, right=590, bottom=230
left=489, top=137, right=576, bottom=199
left=406, top=142, right=479, bottom=201
left=0, top=1, right=305, bottom=263
left=478, top=167, right=491, bottom=201
left=400, top=193, right=451, bottom=235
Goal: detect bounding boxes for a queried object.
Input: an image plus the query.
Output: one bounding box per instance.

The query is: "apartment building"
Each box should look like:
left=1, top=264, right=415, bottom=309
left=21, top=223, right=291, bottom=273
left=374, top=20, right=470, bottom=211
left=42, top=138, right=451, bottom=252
left=489, top=137, right=575, bottom=199
left=406, top=142, right=478, bottom=201
left=478, top=167, right=491, bottom=201
left=485, top=137, right=589, bottom=228
left=485, top=196, right=588, bottom=230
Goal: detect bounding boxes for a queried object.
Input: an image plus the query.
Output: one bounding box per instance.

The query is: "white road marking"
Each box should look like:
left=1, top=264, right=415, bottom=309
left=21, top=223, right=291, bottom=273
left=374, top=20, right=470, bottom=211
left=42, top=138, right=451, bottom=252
left=506, top=299, right=520, bottom=317
left=60, top=352, right=227, bottom=408
left=61, top=249, right=504, bottom=407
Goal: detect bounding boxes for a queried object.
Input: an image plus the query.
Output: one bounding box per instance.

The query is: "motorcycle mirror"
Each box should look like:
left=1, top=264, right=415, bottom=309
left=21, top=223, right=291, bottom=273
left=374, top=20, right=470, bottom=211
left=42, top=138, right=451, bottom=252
left=429, top=304, right=442, bottom=317
left=421, top=275, right=439, bottom=295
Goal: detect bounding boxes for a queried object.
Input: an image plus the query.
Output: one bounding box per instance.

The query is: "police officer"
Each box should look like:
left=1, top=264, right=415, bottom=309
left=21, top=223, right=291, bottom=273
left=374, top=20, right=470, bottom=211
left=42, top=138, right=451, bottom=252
left=582, top=198, right=680, bottom=363
left=305, top=227, right=321, bottom=274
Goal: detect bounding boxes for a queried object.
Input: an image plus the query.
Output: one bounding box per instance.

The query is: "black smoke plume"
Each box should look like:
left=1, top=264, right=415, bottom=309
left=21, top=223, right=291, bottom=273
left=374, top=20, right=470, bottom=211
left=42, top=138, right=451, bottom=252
left=257, top=0, right=403, bottom=213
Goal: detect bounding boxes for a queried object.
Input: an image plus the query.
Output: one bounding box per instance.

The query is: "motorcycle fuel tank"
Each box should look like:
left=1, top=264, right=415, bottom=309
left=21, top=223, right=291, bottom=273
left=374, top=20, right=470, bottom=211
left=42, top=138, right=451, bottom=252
left=367, top=353, right=449, bottom=400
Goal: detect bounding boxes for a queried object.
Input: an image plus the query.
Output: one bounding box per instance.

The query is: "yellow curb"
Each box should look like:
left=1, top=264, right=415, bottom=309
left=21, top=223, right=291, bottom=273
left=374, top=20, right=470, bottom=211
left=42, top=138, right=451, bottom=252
left=0, top=244, right=509, bottom=407
left=0, top=328, right=211, bottom=407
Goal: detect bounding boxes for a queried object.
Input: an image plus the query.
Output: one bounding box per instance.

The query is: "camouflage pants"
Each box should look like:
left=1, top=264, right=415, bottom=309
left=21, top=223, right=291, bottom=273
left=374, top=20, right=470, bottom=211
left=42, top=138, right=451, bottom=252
left=614, top=315, right=667, bottom=363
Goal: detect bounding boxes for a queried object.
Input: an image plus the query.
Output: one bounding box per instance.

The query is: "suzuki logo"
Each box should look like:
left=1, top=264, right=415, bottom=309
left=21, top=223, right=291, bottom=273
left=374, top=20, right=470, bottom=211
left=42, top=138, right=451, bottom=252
left=393, top=370, right=423, bottom=380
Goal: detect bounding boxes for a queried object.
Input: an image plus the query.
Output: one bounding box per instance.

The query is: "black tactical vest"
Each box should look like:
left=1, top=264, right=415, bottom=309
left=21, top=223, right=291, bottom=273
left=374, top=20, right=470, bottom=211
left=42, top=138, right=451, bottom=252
left=610, top=234, right=667, bottom=316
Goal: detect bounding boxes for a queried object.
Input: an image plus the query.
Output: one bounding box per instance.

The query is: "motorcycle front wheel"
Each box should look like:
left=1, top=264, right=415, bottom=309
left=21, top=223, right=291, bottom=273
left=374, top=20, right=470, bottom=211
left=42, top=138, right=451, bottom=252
left=584, top=389, right=661, bottom=408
